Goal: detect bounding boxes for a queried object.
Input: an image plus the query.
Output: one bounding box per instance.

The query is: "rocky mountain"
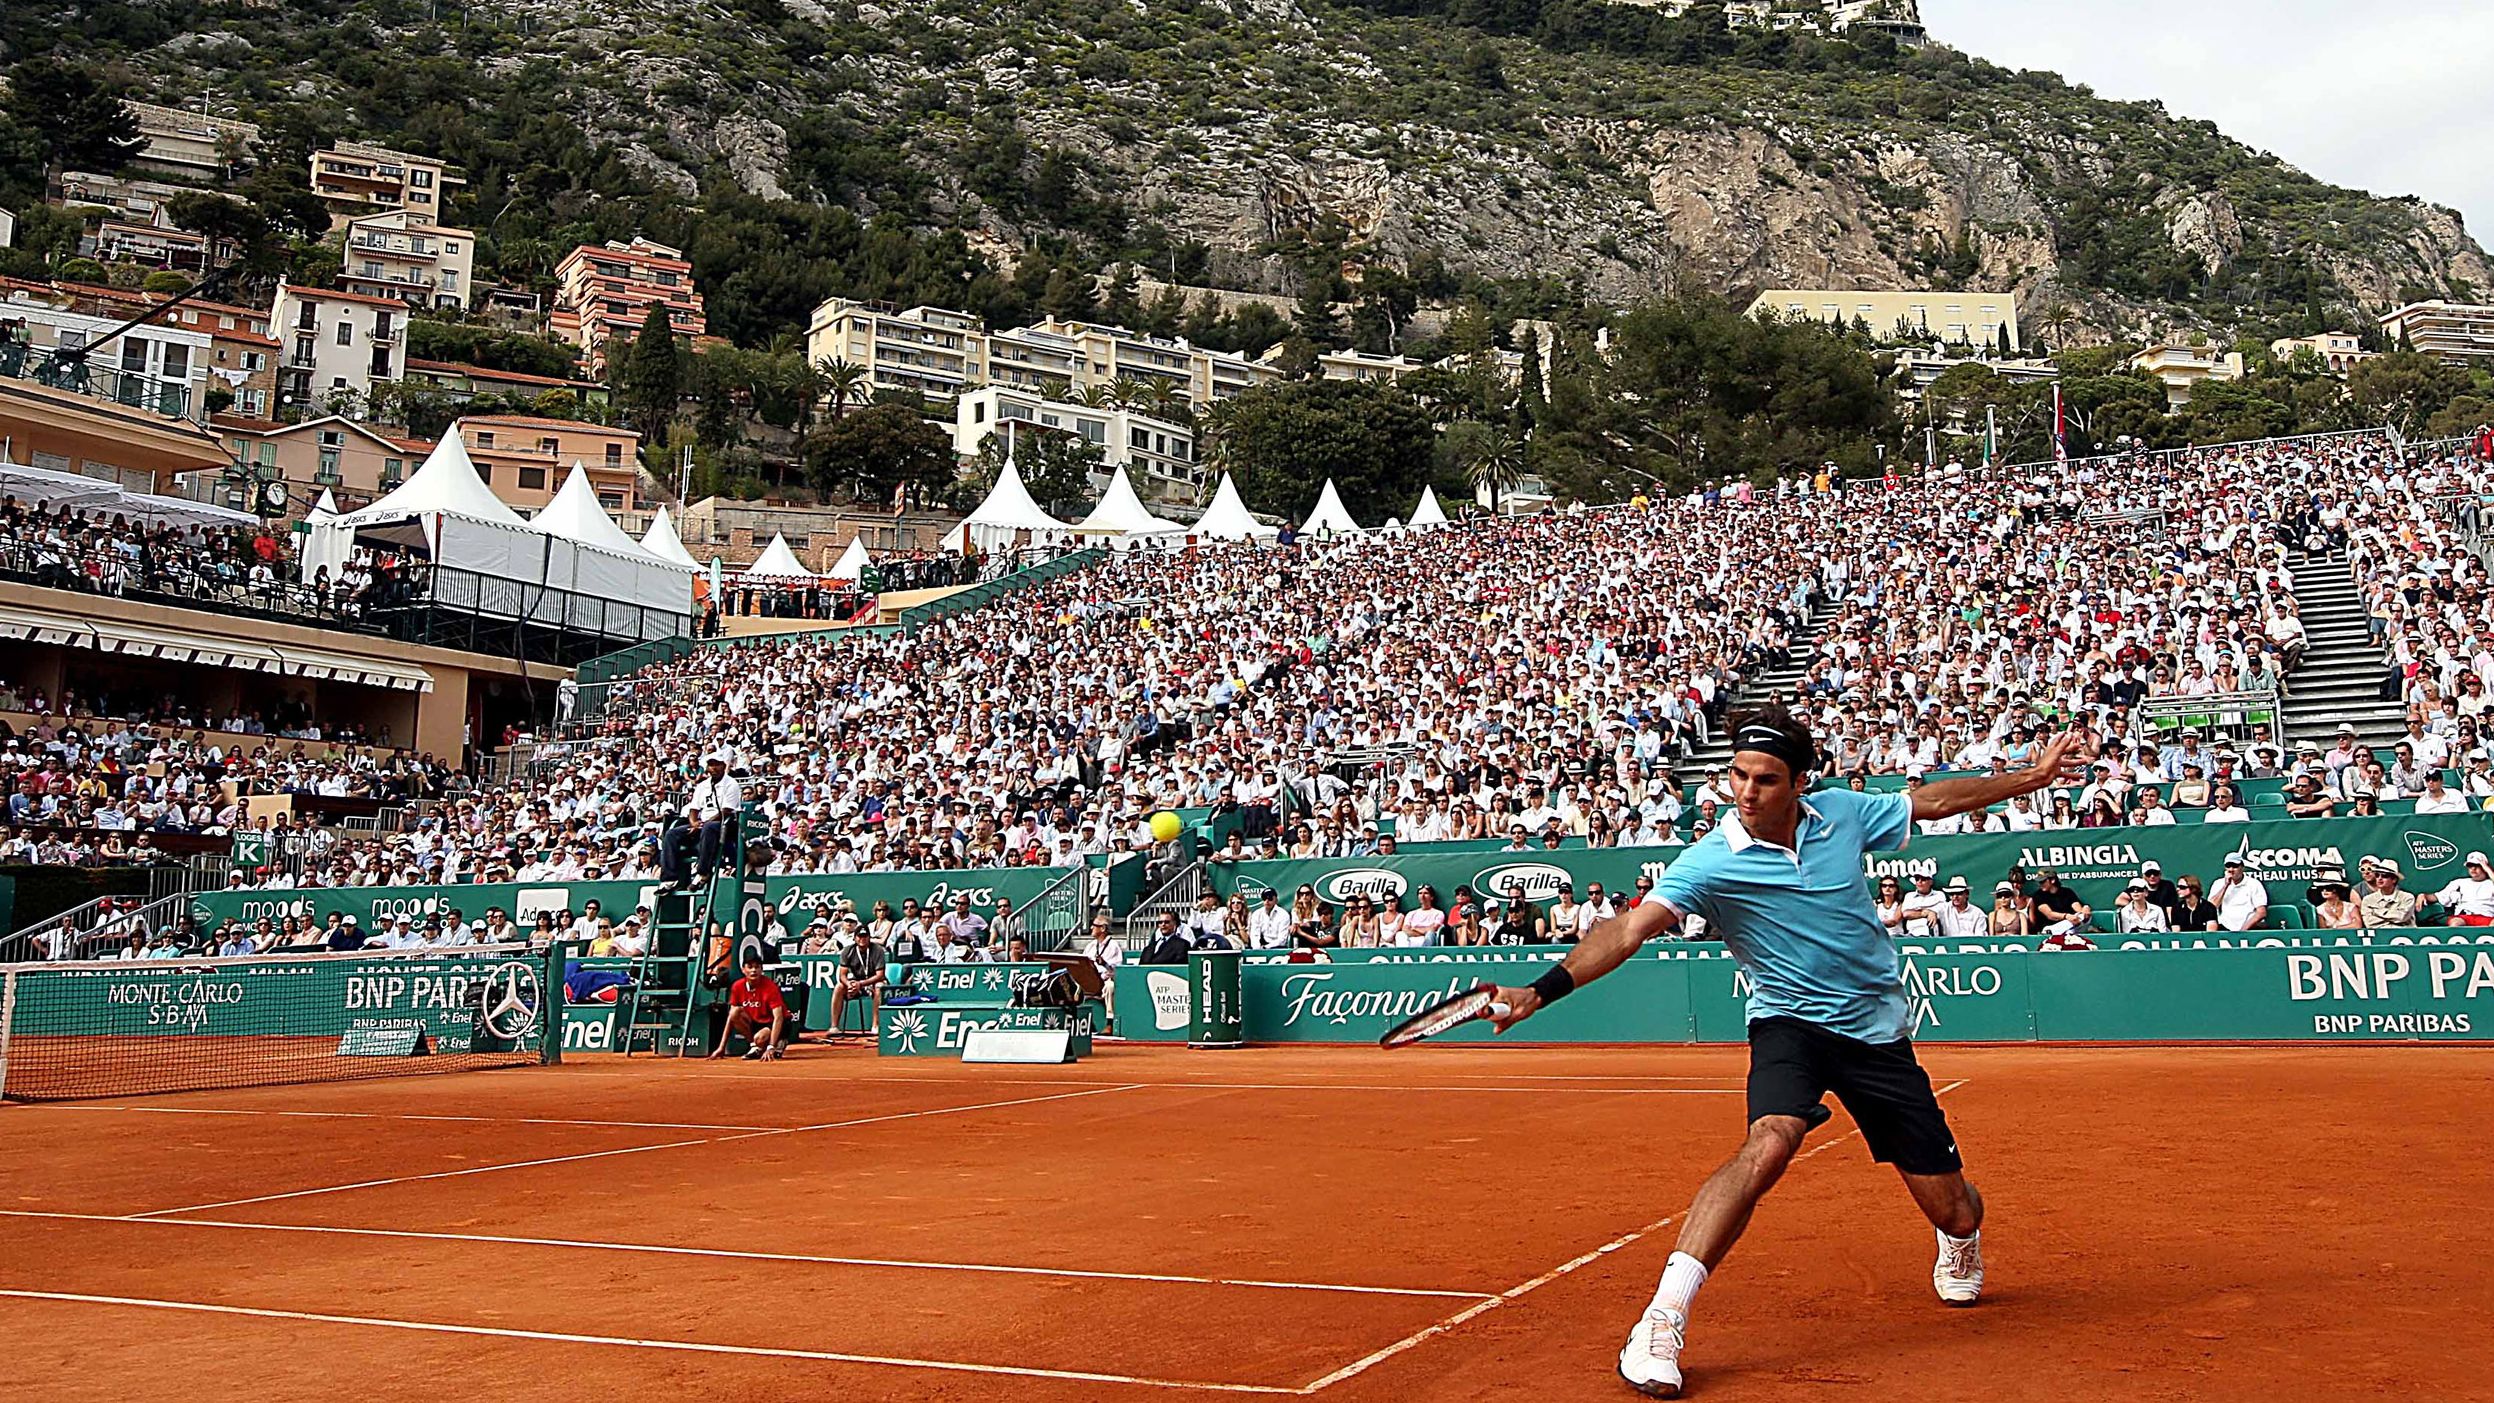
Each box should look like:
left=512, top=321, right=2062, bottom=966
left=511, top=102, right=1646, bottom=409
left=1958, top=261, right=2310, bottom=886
left=12, top=0, right=2485, bottom=343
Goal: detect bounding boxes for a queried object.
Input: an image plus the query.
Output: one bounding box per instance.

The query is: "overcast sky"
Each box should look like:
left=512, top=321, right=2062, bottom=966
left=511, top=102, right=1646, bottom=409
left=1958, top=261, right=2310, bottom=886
left=1921, top=2, right=2492, bottom=236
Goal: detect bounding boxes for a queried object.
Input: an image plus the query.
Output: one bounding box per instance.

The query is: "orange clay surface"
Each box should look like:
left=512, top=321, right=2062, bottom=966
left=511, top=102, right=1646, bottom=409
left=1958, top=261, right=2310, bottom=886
left=1, top=1043, right=2489, bottom=1402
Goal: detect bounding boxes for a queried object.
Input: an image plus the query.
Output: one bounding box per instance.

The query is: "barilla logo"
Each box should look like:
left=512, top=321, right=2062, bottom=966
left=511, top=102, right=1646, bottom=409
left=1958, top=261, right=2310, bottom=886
left=1319, top=869, right=1408, bottom=903
left=2405, top=831, right=2461, bottom=872
left=1146, top=971, right=1191, bottom=1031
left=1475, top=863, right=1572, bottom=901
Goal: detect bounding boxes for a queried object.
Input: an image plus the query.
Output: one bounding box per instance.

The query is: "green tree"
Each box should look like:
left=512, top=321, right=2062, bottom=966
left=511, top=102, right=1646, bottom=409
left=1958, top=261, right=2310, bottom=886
left=166, top=191, right=279, bottom=275
left=1223, top=379, right=1438, bottom=523
left=2349, top=351, right=2472, bottom=438
left=804, top=400, right=953, bottom=507
left=817, top=357, right=869, bottom=420
left=972, top=430, right=1101, bottom=519
left=619, top=305, right=685, bottom=440
left=4, top=59, right=143, bottom=192
left=1515, top=326, right=1547, bottom=431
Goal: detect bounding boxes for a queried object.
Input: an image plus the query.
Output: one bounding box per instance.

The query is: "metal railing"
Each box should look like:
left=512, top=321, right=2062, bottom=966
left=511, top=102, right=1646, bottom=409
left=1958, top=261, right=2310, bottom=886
left=1118, top=857, right=1205, bottom=951
left=2134, top=687, right=2283, bottom=743
left=1018, top=864, right=1090, bottom=952
left=0, top=890, right=191, bottom=962
left=0, top=340, right=204, bottom=424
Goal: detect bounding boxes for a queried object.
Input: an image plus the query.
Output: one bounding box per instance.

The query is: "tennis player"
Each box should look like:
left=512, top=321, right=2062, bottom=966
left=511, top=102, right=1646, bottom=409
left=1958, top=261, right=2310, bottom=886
left=1485, top=707, right=2086, bottom=1398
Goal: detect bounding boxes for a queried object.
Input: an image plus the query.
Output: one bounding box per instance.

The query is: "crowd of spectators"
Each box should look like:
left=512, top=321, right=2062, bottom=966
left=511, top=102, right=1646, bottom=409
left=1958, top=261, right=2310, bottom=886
left=0, top=492, right=423, bottom=623
left=19, top=428, right=2494, bottom=965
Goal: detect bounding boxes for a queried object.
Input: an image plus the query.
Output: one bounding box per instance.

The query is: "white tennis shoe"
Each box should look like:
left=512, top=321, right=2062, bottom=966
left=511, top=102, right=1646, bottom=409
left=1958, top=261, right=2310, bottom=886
left=1934, top=1228, right=1985, bottom=1305
left=1617, top=1304, right=1686, bottom=1397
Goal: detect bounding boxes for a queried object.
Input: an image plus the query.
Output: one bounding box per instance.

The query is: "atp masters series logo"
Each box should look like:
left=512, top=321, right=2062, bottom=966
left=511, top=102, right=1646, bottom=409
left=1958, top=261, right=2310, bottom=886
left=1147, top=970, right=1191, bottom=1030
left=2404, top=831, right=2461, bottom=873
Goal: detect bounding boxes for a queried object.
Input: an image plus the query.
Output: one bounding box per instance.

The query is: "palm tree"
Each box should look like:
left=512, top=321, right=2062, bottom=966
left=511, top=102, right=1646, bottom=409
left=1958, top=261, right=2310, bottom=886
left=1143, top=378, right=1193, bottom=428
left=1194, top=397, right=1238, bottom=476
left=1073, top=382, right=1115, bottom=410
left=1469, top=426, right=1525, bottom=515
left=817, top=357, right=868, bottom=420
left=1106, top=377, right=1149, bottom=412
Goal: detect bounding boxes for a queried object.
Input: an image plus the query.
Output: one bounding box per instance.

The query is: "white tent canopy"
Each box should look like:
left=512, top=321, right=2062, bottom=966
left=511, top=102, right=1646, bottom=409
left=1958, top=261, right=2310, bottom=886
left=0, top=459, right=123, bottom=510
left=3, top=458, right=255, bottom=530
left=824, top=536, right=872, bottom=581
left=530, top=464, right=694, bottom=618
left=1300, top=478, right=1362, bottom=536
left=324, top=437, right=686, bottom=642
left=1191, top=473, right=1278, bottom=541
left=738, top=533, right=817, bottom=583
left=534, top=464, right=656, bottom=557
left=640, top=505, right=701, bottom=569
left=1073, top=465, right=1186, bottom=543
left=1409, top=484, right=1450, bottom=529
left=333, top=434, right=529, bottom=531
left=296, top=489, right=353, bottom=586
left=953, top=454, right=1070, bottom=553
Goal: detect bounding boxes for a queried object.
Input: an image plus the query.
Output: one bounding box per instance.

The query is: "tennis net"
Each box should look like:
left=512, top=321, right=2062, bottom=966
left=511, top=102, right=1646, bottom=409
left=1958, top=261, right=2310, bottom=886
left=0, top=944, right=562, bottom=1102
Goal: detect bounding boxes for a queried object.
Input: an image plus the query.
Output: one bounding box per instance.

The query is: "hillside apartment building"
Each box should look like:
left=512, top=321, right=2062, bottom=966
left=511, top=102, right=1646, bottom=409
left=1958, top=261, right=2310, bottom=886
left=550, top=238, right=706, bottom=374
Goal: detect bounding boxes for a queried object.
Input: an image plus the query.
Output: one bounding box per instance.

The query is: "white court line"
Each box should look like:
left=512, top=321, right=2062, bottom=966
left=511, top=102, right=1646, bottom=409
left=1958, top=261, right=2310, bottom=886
left=18, top=1105, right=780, bottom=1132
left=1297, top=1209, right=1680, bottom=1394
left=0, top=1290, right=1302, bottom=1395
left=1296, top=1077, right=1974, bottom=1393
left=0, top=1211, right=1494, bottom=1301
left=131, top=1084, right=1144, bottom=1219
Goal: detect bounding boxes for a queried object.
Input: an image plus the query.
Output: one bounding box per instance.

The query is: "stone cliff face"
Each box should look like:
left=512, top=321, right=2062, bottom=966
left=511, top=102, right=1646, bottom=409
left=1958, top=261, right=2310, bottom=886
left=111, top=0, right=2494, bottom=336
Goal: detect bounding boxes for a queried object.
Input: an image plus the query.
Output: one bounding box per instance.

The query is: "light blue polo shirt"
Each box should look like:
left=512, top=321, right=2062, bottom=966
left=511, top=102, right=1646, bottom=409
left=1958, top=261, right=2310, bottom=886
left=1654, top=787, right=1914, bottom=1043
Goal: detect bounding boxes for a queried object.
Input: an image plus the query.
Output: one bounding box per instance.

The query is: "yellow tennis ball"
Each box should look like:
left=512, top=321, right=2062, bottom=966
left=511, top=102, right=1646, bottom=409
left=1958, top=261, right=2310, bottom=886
left=1150, top=811, right=1183, bottom=843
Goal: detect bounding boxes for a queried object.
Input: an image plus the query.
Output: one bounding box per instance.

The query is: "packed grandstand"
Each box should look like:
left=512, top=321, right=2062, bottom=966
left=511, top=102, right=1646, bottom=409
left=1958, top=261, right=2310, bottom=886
left=9, top=427, right=2494, bottom=964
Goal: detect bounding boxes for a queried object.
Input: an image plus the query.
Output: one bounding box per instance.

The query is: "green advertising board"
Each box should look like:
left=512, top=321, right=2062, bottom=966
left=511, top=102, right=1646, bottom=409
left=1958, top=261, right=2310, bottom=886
left=189, top=867, right=1080, bottom=944
left=1208, top=847, right=1674, bottom=910
left=758, top=869, right=1071, bottom=937
left=1203, top=814, right=2494, bottom=925
left=192, top=880, right=663, bottom=931
left=876, top=1002, right=1096, bottom=1057
left=1874, top=812, right=2494, bottom=911
left=1110, top=944, right=2494, bottom=1044
left=12, top=951, right=554, bottom=1054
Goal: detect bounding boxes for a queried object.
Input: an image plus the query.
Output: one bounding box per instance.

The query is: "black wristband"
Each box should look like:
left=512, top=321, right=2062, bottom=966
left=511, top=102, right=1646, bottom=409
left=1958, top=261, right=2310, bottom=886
left=1529, top=966, right=1576, bottom=1006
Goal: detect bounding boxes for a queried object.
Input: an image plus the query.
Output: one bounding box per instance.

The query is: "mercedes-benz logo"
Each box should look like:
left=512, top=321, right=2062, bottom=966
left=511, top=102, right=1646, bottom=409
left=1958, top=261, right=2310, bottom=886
left=479, top=962, right=543, bottom=1040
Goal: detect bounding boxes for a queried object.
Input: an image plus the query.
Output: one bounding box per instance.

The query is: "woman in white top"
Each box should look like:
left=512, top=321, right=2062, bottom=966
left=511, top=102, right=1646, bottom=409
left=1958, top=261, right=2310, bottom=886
left=2114, top=882, right=2170, bottom=933
left=1375, top=894, right=1410, bottom=946
left=1549, top=887, right=1585, bottom=940
left=1872, top=876, right=1907, bottom=935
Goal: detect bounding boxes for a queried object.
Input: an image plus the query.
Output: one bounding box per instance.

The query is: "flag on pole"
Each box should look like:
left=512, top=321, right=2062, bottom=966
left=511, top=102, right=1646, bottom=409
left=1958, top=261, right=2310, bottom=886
left=2052, top=384, right=2070, bottom=464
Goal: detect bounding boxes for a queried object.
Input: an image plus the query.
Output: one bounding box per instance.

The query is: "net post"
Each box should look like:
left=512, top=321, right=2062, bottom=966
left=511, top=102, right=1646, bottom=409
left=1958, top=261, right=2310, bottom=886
left=540, top=941, right=566, bottom=1067
left=0, top=968, right=16, bottom=1101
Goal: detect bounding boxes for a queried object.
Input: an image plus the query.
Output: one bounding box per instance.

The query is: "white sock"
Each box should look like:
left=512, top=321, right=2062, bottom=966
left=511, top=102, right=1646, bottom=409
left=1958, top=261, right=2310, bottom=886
left=1649, top=1251, right=1709, bottom=1322
left=1939, top=1227, right=1981, bottom=1247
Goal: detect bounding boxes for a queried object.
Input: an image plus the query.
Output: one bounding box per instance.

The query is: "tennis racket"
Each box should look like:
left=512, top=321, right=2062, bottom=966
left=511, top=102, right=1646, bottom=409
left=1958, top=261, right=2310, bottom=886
left=1378, top=982, right=1511, bottom=1049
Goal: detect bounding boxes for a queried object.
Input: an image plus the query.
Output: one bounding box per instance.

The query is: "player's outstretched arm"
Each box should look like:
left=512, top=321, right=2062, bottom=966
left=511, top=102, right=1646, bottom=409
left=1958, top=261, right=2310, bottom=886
left=1486, top=899, right=1677, bottom=1032
left=1913, top=729, right=2093, bottom=821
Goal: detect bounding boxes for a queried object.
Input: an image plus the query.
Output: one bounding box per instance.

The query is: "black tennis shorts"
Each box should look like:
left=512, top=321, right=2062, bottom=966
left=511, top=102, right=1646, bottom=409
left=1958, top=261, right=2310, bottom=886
left=1746, top=1015, right=1962, bottom=1175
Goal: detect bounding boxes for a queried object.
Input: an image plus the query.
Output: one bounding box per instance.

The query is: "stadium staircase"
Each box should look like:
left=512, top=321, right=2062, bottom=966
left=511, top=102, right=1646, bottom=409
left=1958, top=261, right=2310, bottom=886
left=2280, top=549, right=2406, bottom=753
left=1673, top=599, right=1832, bottom=781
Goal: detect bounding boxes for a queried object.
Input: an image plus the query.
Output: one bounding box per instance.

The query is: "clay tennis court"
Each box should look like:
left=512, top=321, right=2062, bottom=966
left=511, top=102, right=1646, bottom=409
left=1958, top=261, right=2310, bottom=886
left=1, top=1043, right=2487, bottom=1401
